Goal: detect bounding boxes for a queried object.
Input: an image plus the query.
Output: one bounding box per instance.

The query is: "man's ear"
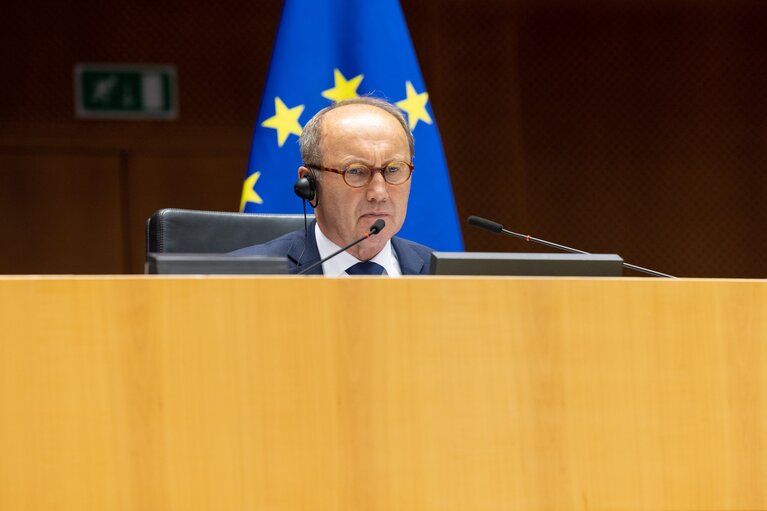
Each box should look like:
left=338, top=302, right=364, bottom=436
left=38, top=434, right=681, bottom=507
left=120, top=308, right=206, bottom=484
left=294, top=166, right=318, bottom=205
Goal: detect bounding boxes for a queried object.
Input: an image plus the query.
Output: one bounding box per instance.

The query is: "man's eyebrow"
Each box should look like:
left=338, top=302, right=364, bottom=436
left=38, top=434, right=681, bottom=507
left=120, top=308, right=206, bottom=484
left=339, top=155, right=408, bottom=166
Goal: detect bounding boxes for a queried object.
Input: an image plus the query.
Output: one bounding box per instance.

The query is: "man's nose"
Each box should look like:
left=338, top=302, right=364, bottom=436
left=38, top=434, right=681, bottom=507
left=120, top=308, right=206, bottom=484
left=365, top=171, right=389, bottom=201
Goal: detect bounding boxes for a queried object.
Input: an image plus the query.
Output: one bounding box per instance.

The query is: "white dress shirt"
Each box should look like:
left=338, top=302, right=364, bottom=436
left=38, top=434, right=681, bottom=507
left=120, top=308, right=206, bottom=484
left=314, top=223, right=401, bottom=277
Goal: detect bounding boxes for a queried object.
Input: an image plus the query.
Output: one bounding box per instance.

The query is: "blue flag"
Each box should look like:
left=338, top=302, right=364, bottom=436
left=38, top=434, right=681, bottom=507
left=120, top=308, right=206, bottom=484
left=240, top=0, right=463, bottom=251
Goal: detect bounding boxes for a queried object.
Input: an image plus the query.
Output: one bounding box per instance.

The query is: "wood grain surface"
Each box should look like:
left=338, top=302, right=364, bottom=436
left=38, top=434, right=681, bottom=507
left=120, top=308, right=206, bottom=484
left=1, top=277, right=765, bottom=510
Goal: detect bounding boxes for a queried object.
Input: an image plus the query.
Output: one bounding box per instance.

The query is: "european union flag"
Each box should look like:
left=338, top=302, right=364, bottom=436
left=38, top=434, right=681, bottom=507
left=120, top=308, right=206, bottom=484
left=240, top=0, right=463, bottom=251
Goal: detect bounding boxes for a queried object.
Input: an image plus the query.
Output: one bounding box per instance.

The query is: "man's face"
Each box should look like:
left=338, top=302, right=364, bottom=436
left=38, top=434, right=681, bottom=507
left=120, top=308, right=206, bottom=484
left=308, top=104, right=411, bottom=260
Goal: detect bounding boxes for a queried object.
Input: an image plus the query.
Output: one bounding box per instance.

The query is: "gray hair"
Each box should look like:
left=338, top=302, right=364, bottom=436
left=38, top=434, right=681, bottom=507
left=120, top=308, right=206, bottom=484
left=299, top=97, right=414, bottom=172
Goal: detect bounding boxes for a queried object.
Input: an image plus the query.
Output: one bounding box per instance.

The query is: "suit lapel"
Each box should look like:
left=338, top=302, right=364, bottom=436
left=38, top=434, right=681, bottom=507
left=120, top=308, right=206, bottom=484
left=287, top=220, right=323, bottom=274
left=392, top=237, right=426, bottom=275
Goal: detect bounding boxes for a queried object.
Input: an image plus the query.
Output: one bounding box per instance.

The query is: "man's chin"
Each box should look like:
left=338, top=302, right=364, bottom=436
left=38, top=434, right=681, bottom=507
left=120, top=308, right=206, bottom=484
left=354, top=235, right=389, bottom=261
left=359, top=215, right=393, bottom=233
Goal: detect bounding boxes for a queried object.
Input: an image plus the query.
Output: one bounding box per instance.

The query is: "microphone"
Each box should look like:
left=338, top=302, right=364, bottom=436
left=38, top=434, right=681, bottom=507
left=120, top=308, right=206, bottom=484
left=368, top=218, right=385, bottom=235
left=467, top=215, right=676, bottom=279
left=297, top=219, right=385, bottom=275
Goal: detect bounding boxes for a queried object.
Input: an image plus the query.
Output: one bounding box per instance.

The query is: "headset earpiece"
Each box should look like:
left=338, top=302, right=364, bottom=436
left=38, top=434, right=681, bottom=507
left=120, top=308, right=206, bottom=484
left=294, top=169, right=318, bottom=207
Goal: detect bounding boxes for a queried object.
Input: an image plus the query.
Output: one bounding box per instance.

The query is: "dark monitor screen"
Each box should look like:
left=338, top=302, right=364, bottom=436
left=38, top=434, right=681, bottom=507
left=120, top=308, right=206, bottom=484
left=146, top=253, right=289, bottom=275
left=429, top=252, right=624, bottom=277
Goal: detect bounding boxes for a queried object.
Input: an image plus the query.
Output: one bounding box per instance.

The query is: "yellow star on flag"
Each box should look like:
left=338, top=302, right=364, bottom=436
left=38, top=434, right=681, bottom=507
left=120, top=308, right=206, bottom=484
left=396, top=81, right=432, bottom=130
left=261, top=97, right=304, bottom=147
left=240, top=171, right=263, bottom=211
left=321, top=69, right=364, bottom=102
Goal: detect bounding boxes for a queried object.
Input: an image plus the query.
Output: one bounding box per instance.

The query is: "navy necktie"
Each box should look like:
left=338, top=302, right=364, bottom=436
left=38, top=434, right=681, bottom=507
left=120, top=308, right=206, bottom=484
left=346, top=261, right=386, bottom=275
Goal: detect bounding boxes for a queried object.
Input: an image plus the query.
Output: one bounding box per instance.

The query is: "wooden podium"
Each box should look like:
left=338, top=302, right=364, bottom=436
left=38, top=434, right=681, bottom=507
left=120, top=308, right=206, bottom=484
left=1, top=276, right=765, bottom=511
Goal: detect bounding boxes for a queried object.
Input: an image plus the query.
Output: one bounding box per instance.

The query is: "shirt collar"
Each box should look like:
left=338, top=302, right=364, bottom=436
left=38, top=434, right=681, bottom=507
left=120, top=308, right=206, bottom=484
left=314, top=223, right=401, bottom=277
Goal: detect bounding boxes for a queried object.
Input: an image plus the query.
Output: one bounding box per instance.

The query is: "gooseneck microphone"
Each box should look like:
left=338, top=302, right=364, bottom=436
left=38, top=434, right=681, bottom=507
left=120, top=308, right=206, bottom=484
left=467, top=215, right=676, bottom=279
left=297, top=219, right=385, bottom=275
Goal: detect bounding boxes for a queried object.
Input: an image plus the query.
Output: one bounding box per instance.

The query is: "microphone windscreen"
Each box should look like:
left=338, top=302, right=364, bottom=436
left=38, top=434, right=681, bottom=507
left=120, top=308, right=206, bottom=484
left=467, top=215, right=503, bottom=233
left=370, top=218, right=385, bottom=235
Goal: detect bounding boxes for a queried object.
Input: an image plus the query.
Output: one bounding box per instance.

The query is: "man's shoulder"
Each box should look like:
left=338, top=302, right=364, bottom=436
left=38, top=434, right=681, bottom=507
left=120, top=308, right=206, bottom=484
left=391, top=236, right=434, bottom=275
left=229, top=228, right=304, bottom=256
left=393, top=236, right=433, bottom=257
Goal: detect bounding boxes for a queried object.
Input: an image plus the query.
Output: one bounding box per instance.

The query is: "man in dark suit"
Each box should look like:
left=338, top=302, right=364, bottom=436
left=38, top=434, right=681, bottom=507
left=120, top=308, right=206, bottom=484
left=233, top=97, right=433, bottom=275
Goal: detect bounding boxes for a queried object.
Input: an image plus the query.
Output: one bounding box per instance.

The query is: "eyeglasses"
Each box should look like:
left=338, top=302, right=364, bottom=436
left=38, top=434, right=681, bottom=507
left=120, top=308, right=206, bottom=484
left=306, top=161, right=414, bottom=188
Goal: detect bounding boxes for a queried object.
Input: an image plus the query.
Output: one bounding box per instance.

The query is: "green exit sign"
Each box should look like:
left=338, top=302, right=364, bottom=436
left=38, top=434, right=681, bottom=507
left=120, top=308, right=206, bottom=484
left=75, top=63, right=177, bottom=120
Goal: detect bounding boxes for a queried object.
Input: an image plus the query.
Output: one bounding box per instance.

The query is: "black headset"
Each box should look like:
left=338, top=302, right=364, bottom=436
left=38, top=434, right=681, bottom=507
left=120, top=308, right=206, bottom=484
left=293, top=167, right=319, bottom=269
left=293, top=168, right=318, bottom=207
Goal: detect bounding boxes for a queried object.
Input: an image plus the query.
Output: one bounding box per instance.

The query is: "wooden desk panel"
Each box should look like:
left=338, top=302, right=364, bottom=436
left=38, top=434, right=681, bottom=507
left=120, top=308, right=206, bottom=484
left=0, top=277, right=765, bottom=511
